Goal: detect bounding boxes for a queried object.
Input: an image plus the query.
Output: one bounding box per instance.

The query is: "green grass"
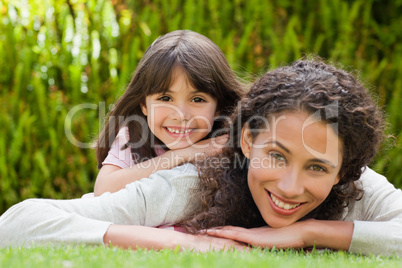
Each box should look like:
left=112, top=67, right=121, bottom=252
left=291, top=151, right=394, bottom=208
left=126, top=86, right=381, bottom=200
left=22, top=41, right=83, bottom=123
left=0, top=246, right=401, bottom=268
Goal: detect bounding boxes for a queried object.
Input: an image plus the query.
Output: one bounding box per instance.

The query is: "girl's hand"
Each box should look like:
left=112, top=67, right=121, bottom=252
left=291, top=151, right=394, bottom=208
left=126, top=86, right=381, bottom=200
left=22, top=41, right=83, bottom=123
left=180, top=134, right=228, bottom=162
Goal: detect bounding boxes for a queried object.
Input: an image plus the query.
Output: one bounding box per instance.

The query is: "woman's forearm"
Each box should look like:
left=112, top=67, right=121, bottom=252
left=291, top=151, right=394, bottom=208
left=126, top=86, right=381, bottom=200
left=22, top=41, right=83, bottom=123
left=206, top=220, right=354, bottom=252
left=103, top=225, right=184, bottom=250
left=103, top=224, right=248, bottom=252
left=302, top=220, right=354, bottom=251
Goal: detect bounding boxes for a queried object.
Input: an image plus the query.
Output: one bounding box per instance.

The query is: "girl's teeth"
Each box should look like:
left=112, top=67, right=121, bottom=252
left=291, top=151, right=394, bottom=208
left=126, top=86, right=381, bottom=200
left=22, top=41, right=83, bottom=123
left=167, top=127, right=191, bottom=134
left=270, top=193, right=301, bottom=210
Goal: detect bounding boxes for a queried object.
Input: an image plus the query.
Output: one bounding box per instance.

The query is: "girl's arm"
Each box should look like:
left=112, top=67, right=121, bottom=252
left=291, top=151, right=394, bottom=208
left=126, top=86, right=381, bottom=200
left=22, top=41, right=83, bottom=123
left=94, top=135, right=227, bottom=196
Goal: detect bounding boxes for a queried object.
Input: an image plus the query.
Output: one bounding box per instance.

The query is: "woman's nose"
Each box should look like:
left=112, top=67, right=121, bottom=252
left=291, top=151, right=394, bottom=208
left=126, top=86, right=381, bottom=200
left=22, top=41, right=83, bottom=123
left=277, top=168, right=304, bottom=197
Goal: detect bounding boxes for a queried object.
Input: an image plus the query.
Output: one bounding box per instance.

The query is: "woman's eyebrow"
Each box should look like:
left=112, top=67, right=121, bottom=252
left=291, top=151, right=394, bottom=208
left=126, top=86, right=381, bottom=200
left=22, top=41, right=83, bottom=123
left=263, top=141, right=290, bottom=154
left=309, top=158, right=337, bottom=168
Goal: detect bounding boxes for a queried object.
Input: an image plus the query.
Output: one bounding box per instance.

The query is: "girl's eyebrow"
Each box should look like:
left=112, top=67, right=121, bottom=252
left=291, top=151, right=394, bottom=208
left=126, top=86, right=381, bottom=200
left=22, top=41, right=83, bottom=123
left=163, top=89, right=204, bottom=94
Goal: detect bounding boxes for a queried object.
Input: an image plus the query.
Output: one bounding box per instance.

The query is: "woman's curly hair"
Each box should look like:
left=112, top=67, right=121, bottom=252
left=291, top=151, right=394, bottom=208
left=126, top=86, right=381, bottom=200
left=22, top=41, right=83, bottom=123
left=182, top=58, right=385, bottom=232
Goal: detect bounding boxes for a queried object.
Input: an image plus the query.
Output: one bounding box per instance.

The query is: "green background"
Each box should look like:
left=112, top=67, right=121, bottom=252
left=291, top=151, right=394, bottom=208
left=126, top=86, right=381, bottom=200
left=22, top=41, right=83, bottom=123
left=0, top=0, right=401, bottom=214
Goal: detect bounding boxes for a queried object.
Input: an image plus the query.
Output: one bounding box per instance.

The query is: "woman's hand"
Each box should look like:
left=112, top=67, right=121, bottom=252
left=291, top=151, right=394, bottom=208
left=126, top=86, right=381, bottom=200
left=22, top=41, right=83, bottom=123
left=206, top=222, right=308, bottom=249
left=206, top=220, right=353, bottom=251
left=183, top=233, right=250, bottom=252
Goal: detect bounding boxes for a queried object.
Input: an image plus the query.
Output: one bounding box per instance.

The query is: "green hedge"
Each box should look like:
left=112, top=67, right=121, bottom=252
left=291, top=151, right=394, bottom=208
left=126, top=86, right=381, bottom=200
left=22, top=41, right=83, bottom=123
left=0, top=0, right=401, bottom=213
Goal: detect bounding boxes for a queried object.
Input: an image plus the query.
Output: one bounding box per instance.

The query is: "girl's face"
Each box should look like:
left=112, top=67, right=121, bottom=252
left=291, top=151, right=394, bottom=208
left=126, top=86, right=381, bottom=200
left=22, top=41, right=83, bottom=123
left=241, top=112, right=342, bottom=228
left=141, top=68, right=218, bottom=150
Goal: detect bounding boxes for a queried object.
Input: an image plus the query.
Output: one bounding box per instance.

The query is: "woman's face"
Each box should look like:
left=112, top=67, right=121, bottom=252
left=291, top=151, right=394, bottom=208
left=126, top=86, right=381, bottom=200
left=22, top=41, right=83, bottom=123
left=241, top=112, right=342, bottom=228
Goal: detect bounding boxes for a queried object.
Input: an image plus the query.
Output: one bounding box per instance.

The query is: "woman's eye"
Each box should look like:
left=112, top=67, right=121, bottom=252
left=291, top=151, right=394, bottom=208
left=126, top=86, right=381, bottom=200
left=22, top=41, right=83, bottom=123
left=192, top=97, right=206, bottom=103
left=158, top=96, right=171, bottom=102
left=309, top=165, right=325, bottom=172
left=270, top=152, right=285, bottom=161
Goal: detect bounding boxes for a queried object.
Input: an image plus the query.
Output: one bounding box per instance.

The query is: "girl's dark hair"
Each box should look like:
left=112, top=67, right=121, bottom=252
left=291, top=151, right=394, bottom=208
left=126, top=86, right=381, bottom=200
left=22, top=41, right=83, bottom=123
left=96, top=30, right=245, bottom=168
left=183, top=58, right=385, bottom=231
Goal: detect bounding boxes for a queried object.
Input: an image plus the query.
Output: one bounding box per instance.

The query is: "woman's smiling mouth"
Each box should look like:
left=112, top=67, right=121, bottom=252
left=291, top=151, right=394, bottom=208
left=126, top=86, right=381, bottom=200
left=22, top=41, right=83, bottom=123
left=266, top=190, right=304, bottom=216
left=270, top=193, right=301, bottom=210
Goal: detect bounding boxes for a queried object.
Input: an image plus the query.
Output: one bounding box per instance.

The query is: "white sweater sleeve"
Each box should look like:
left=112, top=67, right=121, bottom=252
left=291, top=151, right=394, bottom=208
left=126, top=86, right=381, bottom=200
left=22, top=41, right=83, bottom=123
left=0, top=164, right=200, bottom=248
left=344, top=167, right=402, bottom=256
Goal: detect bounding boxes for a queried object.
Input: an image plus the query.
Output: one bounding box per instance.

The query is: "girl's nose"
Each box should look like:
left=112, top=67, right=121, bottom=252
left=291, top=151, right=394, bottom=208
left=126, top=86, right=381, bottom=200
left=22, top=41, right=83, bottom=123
left=170, top=102, right=191, bottom=121
left=277, top=168, right=304, bottom=198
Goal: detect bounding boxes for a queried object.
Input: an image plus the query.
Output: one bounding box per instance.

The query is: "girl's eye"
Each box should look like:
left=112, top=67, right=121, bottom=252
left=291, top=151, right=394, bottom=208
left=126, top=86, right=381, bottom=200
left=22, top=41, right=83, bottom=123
left=270, top=152, right=285, bottom=161
left=158, top=96, right=172, bottom=102
left=309, top=165, right=325, bottom=172
left=192, top=97, right=206, bottom=103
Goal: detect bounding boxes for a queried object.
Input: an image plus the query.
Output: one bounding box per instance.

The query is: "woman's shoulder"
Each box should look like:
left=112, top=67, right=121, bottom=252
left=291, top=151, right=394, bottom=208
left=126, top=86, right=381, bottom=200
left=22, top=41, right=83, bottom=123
left=146, top=163, right=199, bottom=186
left=345, top=166, right=402, bottom=220
left=153, top=163, right=198, bottom=176
left=356, top=167, right=395, bottom=194
left=123, top=163, right=199, bottom=206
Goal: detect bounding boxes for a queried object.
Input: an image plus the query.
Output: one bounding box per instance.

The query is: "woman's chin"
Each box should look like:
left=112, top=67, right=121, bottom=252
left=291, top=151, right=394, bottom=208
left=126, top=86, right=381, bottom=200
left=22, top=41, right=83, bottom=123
left=264, top=216, right=298, bottom=228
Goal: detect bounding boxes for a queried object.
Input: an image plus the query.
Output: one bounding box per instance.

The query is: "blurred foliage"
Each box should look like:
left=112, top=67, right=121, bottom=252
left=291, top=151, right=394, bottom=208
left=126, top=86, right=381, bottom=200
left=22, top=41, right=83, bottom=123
left=0, top=0, right=401, bottom=213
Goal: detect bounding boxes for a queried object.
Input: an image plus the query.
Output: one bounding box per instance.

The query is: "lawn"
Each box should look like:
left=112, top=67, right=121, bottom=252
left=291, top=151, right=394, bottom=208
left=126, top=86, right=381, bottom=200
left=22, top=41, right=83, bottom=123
left=0, top=246, right=401, bottom=268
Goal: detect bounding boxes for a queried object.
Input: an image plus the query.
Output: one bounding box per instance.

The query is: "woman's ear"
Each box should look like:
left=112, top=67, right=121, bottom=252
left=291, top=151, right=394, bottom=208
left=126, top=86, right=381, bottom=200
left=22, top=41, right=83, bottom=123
left=333, top=174, right=341, bottom=186
left=240, top=125, right=253, bottom=159
left=140, top=102, right=148, bottom=116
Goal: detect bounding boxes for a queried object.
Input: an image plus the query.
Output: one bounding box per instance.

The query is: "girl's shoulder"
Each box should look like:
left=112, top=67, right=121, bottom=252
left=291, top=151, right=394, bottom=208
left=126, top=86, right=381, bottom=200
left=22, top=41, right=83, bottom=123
left=102, top=126, right=134, bottom=168
left=118, top=126, right=130, bottom=140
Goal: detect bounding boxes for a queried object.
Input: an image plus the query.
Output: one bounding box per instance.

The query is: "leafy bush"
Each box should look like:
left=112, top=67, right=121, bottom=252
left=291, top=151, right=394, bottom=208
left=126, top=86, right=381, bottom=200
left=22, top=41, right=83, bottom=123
left=0, top=0, right=401, bottom=213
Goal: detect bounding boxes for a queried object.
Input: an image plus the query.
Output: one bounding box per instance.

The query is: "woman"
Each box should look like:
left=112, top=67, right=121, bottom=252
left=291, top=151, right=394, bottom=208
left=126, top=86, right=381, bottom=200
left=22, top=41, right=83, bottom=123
left=1, top=59, right=401, bottom=256
left=187, top=59, right=402, bottom=256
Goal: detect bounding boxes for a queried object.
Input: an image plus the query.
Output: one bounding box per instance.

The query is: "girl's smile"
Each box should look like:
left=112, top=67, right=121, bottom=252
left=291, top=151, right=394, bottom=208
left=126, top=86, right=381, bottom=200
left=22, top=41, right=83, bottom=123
left=241, top=112, right=342, bottom=228
left=164, top=127, right=194, bottom=135
left=163, top=126, right=195, bottom=139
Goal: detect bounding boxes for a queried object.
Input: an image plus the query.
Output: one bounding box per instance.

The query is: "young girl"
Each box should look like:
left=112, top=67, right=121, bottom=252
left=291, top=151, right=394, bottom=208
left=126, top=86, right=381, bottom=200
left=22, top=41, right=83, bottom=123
left=93, top=30, right=245, bottom=195
left=1, top=59, right=401, bottom=256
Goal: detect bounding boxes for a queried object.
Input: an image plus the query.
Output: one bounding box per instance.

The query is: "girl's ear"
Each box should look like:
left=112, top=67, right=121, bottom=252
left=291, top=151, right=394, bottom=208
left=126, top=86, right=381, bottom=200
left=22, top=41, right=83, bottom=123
left=140, top=102, right=148, bottom=116
left=240, top=125, right=253, bottom=159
